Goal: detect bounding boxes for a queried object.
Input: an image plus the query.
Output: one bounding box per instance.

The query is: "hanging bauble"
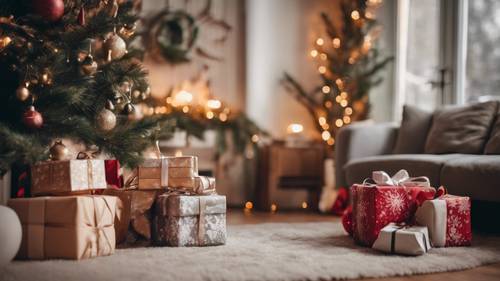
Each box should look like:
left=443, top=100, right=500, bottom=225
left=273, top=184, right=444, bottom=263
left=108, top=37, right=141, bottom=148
left=49, top=140, right=70, bottom=161
left=23, top=106, right=43, bottom=129
left=122, top=103, right=135, bottom=115
left=77, top=6, right=86, bottom=26
left=105, top=100, right=115, bottom=111
left=132, top=89, right=141, bottom=99
left=96, top=108, right=116, bottom=131
left=79, top=55, right=98, bottom=76
left=33, top=0, right=65, bottom=22
left=119, top=22, right=137, bottom=39
left=16, top=83, right=30, bottom=101
left=104, top=33, right=127, bottom=61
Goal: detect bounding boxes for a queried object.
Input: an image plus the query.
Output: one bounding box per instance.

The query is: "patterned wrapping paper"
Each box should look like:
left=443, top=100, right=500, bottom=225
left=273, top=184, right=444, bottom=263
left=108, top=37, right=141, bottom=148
left=7, top=195, right=116, bottom=260
left=153, top=194, right=226, bottom=247
left=415, top=195, right=472, bottom=247
left=138, top=156, right=198, bottom=189
left=31, top=159, right=107, bottom=196
left=351, top=184, right=412, bottom=247
left=372, top=223, right=431, bottom=256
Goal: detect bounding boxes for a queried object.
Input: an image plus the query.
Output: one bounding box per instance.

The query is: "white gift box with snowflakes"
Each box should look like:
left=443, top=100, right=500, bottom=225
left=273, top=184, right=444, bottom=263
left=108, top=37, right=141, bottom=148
left=415, top=194, right=472, bottom=247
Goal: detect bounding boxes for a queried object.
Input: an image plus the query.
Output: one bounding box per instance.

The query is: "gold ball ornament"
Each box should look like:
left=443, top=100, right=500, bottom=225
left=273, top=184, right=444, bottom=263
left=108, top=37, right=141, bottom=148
left=96, top=108, right=117, bottom=131
left=104, top=34, right=127, bottom=60
left=79, top=55, right=98, bottom=76
left=16, top=84, right=30, bottom=101
left=50, top=140, right=70, bottom=161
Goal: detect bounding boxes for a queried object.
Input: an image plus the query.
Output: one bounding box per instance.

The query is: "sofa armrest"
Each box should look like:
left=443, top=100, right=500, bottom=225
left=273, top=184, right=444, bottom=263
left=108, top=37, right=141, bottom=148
left=334, top=121, right=399, bottom=189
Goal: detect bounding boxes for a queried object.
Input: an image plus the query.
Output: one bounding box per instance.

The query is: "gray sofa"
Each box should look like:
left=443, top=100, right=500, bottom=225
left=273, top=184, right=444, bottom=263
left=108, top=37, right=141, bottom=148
left=334, top=121, right=500, bottom=204
left=335, top=100, right=500, bottom=206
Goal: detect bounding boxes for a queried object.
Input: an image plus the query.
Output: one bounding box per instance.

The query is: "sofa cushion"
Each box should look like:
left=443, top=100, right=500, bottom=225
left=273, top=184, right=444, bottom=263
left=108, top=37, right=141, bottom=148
left=484, top=107, right=500, bottom=154
left=440, top=155, right=500, bottom=202
left=344, top=154, right=464, bottom=187
left=393, top=105, right=433, bottom=154
left=425, top=101, right=498, bottom=154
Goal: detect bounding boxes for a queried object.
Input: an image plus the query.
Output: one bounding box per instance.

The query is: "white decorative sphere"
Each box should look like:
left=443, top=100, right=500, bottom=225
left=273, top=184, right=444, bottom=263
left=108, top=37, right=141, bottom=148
left=0, top=205, right=22, bottom=267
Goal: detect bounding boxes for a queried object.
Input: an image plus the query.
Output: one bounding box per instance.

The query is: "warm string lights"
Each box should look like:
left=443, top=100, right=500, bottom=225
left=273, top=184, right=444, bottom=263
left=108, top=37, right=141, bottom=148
left=303, top=2, right=382, bottom=147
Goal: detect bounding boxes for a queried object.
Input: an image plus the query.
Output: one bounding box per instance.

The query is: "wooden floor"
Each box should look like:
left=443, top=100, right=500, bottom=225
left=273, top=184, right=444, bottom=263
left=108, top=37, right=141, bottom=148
left=227, top=209, right=500, bottom=281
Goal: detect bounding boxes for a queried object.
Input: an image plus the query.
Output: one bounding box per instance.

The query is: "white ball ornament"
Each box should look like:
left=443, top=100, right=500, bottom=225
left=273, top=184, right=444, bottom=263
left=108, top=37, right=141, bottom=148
left=0, top=205, right=22, bottom=266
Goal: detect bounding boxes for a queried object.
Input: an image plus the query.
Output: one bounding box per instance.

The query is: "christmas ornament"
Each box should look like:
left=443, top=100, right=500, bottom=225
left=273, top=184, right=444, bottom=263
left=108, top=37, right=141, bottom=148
left=0, top=206, right=22, bottom=267
left=342, top=206, right=353, bottom=236
left=132, top=89, right=141, bottom=98
left=23, top=106, right=43, bottom=129
left=49, top=140, right=69, bottom=161
left=104, top=33, right=127, bottom=61
left=96, top=108, right=116, bottom=131
left=122, top=103, right=135, bottom=115
left=33, top=0, right=65, bottom=22
left=78, top=6, right=85, bottom=26
left=119, top=22, right=137, bottom=38
left=105, top=99, right=115, bottom=111
left=16, top=83, right=30, bottom=101
left=79, top=54, right=98, bottom=76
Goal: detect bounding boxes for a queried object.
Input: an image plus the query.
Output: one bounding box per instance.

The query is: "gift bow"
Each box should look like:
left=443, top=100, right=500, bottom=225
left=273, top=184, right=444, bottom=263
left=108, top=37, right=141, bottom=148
left=364, top=170, right=431, bottom=188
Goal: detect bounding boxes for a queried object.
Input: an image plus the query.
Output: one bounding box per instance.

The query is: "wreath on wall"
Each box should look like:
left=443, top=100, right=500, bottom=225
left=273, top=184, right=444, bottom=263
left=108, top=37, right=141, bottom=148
left=142, top=0, right=231, bottom=64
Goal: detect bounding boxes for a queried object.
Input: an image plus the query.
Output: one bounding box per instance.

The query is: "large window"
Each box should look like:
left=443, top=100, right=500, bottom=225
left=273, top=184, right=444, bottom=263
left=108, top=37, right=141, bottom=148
left=466, top=0, right=500, bottom=102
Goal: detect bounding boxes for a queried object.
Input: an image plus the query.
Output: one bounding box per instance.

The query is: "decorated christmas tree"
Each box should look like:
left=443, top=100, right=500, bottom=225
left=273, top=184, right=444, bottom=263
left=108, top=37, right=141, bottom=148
left=283, top=0, right=392, bottom=153
left=0, top=0, right=173, bottom=174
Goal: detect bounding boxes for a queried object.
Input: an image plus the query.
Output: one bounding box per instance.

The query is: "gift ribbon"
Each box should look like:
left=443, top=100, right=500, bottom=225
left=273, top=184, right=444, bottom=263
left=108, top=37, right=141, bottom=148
left=83, top=196, right=114, bottom=258
left=363, top=170, right=431, bottom=188
left=77, top=151, right=99, bottom=194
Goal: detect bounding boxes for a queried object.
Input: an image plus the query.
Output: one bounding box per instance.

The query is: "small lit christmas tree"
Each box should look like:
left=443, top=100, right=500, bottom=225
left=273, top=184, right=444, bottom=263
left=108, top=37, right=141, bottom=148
left=283, top=0, right=392, bottom=153
left=0, top=0, right=172, bottom=174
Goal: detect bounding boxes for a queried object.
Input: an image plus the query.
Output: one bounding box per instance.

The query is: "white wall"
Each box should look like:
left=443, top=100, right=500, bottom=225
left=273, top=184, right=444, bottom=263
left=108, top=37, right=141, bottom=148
left=246, top=0, right=396, bottom=140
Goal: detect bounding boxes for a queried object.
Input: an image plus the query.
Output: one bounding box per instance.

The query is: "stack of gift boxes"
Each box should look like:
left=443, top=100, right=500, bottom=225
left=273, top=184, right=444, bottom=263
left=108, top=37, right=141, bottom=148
left=348, top=170, right=472, bottom=256
left=7, top=155, right=226, bottom=260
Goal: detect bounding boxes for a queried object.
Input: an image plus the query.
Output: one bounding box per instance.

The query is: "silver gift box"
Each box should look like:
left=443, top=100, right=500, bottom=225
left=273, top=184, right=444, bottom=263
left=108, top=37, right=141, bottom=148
left=153, top=194, right=226, bottom=247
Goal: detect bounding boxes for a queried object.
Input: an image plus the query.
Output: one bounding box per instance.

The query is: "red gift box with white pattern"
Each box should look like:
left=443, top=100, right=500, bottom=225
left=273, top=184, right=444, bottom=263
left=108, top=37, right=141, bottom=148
left=415, top=194, right=472, bottom=247
left=351, top=185, right=411, bottom=247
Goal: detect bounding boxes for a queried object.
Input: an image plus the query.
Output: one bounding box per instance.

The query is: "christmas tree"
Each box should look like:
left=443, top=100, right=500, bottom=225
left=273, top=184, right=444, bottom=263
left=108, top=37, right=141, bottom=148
left=0, top=0, right=173, bottom=174
left=283, top=0, right=392, bottom=153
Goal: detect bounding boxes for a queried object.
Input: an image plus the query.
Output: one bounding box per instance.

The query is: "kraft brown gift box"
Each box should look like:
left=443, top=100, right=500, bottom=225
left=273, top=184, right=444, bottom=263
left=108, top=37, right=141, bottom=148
left=102, top=189, right=132, bottom=244
left=7, top=195, right=116, bottom=260
left=137, top=156, right=198, bottom=189
left=31, top=159, right=107, bottom=196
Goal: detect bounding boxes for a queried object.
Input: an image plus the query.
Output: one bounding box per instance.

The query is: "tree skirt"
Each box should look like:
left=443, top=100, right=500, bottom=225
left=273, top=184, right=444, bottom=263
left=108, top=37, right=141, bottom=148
left=3, top=222, right=500, bottom=281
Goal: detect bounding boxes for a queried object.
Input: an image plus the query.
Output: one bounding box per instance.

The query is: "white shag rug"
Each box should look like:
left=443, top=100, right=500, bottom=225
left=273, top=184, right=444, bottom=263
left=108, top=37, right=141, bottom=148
left=2, top=222, right=500, bottom=281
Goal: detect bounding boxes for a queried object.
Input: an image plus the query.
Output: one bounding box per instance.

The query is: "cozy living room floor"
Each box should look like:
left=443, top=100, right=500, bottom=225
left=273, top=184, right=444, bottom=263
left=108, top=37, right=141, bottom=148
left=230, top=209, right=500, bottom=281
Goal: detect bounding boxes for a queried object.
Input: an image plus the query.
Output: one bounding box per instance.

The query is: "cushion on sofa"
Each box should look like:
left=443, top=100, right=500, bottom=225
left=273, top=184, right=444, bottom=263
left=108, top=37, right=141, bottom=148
left=440, top=155, right=500, bottom=202
left=425, top=101, right=499, bottom=154
left=484, top=107, right=500, bottom=154
left=344, top=154, right=464, bottom=187
left=393, top=105, right=433, bottom=154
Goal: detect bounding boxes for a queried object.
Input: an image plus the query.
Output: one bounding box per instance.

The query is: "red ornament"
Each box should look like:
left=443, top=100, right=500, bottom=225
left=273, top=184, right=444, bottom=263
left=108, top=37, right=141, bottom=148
left=23, top=106, right=44, bottom=129
left=33, top=0, right=65, bottom=22
left=77, top=6, right=85, bottom=26
left=341, top=205, right=353, bottom=236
